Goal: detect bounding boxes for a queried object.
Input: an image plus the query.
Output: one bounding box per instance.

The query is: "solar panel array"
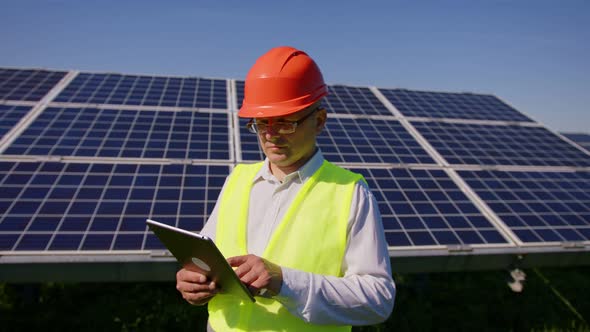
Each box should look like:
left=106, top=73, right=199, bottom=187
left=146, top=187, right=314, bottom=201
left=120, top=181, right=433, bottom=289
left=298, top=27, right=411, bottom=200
left=1, top=67, right=589, bottom=279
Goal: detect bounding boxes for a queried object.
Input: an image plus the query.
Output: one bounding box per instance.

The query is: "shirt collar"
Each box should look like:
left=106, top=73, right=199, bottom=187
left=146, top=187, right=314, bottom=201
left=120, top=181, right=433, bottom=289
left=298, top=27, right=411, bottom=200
left=254, top=149, right=325, bottom=184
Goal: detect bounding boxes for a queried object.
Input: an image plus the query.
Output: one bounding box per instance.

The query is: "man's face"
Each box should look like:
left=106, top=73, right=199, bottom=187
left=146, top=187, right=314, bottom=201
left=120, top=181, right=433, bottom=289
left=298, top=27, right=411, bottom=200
left=254, top=106, right=327, bottom=170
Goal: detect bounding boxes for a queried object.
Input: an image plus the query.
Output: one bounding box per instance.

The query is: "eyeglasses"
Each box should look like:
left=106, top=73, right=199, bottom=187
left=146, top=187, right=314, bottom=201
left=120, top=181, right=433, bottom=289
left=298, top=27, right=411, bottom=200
left=246, top=107, right=321, bottom=135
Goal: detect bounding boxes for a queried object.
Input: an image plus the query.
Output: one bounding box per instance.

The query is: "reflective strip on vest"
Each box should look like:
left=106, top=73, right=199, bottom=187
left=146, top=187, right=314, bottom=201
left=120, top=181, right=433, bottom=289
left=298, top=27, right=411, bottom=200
left=209, top=160, right=362, bottom=331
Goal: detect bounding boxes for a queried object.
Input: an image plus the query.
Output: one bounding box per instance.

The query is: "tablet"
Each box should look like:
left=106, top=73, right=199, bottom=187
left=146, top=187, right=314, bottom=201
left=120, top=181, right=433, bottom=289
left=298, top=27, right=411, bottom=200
left=146, top=219, right=255, bottom=303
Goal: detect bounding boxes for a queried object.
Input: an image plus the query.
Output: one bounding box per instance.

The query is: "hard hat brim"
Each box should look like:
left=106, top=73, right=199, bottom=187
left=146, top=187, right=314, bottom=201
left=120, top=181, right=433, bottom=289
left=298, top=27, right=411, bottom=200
left=238, top=90, right=327, bottom=118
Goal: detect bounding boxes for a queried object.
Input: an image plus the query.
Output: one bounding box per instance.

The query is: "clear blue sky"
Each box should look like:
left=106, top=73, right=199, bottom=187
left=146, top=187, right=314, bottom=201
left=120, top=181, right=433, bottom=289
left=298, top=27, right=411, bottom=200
left=1, top=0, right=588, bottom=133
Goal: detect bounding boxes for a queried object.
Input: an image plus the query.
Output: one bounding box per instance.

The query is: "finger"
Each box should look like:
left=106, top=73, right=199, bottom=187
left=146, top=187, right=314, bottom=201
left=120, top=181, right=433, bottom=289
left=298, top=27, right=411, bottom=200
left=239, top=267, right=264, bottom=286
left=233, top=265, right=254, bottom=279
left=177, top=280, right=214, bottom=293
left=181, top=286, right=217, bottom=305
left=248, top=277, right=270, bottom=291
left=229, top=255, right=260, bottom=277
left=227, top=255, right=249, bottom=267
left=233, top=263, right=253, bottom=278
left=177, top=269, right=207, bottom=283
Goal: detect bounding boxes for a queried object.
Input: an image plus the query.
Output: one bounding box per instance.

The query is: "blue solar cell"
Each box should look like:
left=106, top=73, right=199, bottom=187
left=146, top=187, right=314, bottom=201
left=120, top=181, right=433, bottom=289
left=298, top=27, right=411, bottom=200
left=379, top=88, right=533, bottom=122
left=456, top=230, right=484, bottom=244
left=0, top=234, right=19, bottom=250
left=29, top=217, right=60, bottom=231
left=392, top=232, right=414, bottom=246
left=16, top=234, right=51, bottom=250
left=0, top=68, right=66, bottom=101
left=350, top=167, right=508, bottom=247
left=10, top=201, right=41, bottom=214
left=81, top=234, right=114, bottom=250
left=113, top=234, right=144, bottom=250
left=89, top=217, right=119, bottom=231
left=413, top=121, right=590, bottom=167
left=103, top=188, right=130, bottom=200
left=0, top=217, right=30, bottom=231
left=408, top=231, right=436, bottom=245
left=433, top=231, right=461, bottom=244
left=50, top=234, right=83, bottom=250
left=460, top=170, right=590, bottom=244
left=153, top=202, right=178, bottom=215
left=117, top=217, right=144, bottom=232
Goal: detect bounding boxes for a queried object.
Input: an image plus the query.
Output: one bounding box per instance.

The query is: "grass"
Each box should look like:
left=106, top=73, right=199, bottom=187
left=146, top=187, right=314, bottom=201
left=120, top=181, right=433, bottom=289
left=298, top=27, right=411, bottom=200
left=1, top=266, right=589, bottom=331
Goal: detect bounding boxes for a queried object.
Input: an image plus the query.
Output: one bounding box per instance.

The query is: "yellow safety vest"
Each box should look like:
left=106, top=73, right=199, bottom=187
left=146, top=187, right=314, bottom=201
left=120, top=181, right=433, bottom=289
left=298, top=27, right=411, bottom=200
left=208, top=160, right=363, bottom=331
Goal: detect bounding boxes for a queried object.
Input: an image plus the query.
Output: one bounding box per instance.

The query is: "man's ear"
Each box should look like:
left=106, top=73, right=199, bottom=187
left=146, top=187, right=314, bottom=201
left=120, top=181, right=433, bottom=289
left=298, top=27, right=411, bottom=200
left=315, top=108, right=327, bottom=134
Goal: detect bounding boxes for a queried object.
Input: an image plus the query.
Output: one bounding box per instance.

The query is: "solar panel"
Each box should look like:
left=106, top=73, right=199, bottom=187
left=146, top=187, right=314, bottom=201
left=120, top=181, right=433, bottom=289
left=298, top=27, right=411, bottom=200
left=0, top=104, right=32, bottom=140
left=412, top=121, right=590, bottom=167
left=324, top=85, right=393, bottom=116
left=562, top=132, right=590, bottom=152
left=55, top=72, right=228, bottom=109
left=0, top=161, right=229, bottom=251
left=3, top=107, right=232, bottom=161
left=459, top=170, right=590, bottom=244
left=237, top=116, right=436, bottom=164
left=379, top=88, right=533, bottom=122
left=0, top=68, right=67, bottom=101
left=320, top=118, right=435, bottom=164
left=350, top=167, right=510, bottom=247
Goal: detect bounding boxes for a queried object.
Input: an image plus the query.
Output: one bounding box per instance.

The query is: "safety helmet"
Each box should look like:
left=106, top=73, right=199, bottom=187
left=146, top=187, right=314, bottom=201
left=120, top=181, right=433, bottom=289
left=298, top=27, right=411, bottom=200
left=238, top=46, right=328, bottom=118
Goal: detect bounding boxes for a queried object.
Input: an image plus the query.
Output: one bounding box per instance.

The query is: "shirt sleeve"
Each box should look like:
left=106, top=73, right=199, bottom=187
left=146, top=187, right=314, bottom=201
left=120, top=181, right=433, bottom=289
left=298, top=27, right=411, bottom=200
left=272, top=181, right=396, bottom=325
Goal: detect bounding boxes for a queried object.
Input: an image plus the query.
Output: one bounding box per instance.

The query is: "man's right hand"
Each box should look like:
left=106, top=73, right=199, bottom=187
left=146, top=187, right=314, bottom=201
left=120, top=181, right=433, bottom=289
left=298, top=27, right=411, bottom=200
left=176, top=268, right=218, bottom=305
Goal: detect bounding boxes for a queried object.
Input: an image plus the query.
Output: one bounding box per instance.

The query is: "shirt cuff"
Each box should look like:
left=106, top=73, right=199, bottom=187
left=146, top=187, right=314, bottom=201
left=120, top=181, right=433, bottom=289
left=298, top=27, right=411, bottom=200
left=271, top=266, right=309, bottom=309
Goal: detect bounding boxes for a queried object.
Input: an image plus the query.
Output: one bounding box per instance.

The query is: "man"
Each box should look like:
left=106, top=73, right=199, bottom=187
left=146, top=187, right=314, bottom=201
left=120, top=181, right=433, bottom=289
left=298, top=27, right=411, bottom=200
left=176, top=46, right=395, bottom=331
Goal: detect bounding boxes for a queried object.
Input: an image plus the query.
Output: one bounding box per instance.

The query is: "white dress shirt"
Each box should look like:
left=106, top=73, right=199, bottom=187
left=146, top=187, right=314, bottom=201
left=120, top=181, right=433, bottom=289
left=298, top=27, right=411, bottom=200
left=201, top=150, right=395, bottom=326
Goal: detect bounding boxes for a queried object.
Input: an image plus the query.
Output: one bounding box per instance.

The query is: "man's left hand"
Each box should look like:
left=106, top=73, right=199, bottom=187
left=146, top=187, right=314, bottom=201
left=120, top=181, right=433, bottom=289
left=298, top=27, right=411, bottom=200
left=227, top=254, right=283, bottom=297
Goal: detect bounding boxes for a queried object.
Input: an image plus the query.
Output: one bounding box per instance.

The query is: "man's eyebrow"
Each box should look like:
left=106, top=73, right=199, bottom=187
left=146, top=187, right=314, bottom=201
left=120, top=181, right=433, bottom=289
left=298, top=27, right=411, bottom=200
left=257, top=117, right=292, bottom=122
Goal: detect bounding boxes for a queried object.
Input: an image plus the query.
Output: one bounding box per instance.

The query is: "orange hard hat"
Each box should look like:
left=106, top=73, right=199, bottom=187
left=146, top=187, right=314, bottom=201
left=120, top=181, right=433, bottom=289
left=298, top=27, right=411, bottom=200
left=238, top=46, right=328, bottom=118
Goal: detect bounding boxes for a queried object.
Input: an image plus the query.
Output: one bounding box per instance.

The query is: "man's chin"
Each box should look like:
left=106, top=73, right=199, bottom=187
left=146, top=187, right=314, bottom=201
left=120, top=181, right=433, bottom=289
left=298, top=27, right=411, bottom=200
left=267, top=154, right=291, bottom=166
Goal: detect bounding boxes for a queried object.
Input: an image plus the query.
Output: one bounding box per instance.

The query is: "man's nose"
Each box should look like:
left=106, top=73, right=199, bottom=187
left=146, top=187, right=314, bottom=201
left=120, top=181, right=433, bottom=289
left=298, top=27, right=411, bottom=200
left=263, top=118, right=280, bottom=138
left=265, top=124, right=280, bottom=137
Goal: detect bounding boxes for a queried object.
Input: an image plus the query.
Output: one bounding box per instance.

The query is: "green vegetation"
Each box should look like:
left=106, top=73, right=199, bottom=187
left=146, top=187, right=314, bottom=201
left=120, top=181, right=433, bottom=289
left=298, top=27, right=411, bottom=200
left=1, top=267, right=588, bottom=332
